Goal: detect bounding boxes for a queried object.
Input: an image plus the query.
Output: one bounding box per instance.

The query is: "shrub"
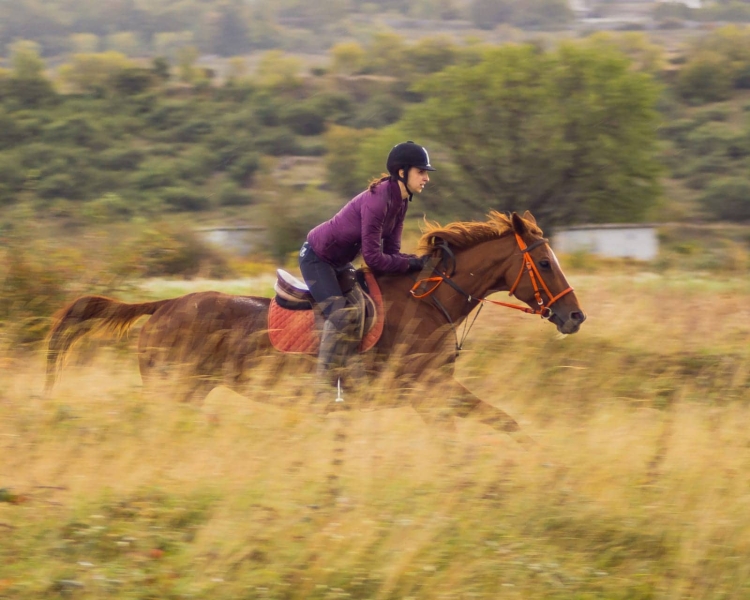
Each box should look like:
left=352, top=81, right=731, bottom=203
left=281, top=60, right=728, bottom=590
left=685, top=122, right=741, bottom=156
left=173, top=118, right=214, bottom=142
left=35, top=173, right=78, bottom=200
left=658, top=118, right=699, bottom=145
left=255, top=127, right=300, bottom=156
left=96, top=147, right=145, bottom=171
left=80, top=193, right=133, bottom=222
left=131, top=159, right=180, bottom=190
left=698, top=177, right=750, bottom=221
left=0, top=245, right=68, bottom=344
left=677, top=51, right=733, bottom=103
left=0, top=153, right=24, bottom=205
left=159, top=186, right=211, bottom=212
left=228, top=153, right=260, bottom=185
left=117, top=224, right=235, bottom=278
left=280, top=101, right=327, bottom=136
left=217, top=181, right=254, bottom=206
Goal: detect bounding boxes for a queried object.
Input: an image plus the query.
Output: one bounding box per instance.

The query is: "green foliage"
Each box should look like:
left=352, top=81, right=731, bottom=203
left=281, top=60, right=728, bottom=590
left=117, top=223, right=235, bottom=278
left=217, top=180, right=254, bottom=207
left=324, top=125, right=379, bottom=198
left=678, top=51, right=735, bottom=104
left=159, top=186, right=211, bottom=212
left=404, top=41, right=662, bottom=224
left=699, top=177, right=750, bottom=221
left=9, top=40, right=45, bottom=80
left=0, top=153, right=24, bottom=205
left=228, top=153, right=261, bottom=186
left=0, top=241, right=68, bottom=343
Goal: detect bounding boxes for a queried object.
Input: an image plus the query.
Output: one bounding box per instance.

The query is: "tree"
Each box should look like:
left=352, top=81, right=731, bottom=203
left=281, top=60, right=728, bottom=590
left=402, top=41, right=662, bottom=226
left=58, top=52, right=136, bottom=96
left=10, top=40, right=46, bottom=80
left=331, top=42, right=366, bottom=76
left=677, top=50, right=734, bottom=103
left=324, top=125, right=379, bottom=198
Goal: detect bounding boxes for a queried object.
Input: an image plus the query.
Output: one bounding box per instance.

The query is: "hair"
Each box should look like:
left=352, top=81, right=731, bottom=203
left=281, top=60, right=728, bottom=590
left=368, top=173, right=392, bottom=192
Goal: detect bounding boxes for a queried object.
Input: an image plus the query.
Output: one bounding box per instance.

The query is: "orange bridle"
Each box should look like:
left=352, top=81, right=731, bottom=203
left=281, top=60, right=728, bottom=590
left=410, top=232, right=574, bottom=319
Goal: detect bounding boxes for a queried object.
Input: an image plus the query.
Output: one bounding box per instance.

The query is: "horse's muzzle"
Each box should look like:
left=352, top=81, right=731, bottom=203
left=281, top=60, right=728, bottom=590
left=550, top=310, right=586, bottom=334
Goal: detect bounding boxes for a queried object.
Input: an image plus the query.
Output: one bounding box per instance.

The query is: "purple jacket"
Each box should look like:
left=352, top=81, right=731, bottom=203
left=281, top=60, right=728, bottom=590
left=307, top=179, right=413, bottom=273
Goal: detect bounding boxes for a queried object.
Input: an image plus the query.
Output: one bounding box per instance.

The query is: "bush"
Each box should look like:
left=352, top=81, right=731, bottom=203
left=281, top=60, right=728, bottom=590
left=228, top=153, right=260, bottom=185
left=0, top=245, right=68, bottom=344
left=677, top=51, right=733, bottom=104
left=217, top=181, right=254, bottom=206
left=131, top=159, right=180, bottom=190
left=699, top=177, right=750, bottom=221
left=96, top=147, right=145, bottom=171
left=658, top=118, right=699, bottom=145
left=146, top=101, right=192, bottom=131
left=280, top=101, right=327, bottom=136
left=80, top=193, right=133, bottom=222
left=117, top=224, right=235, bottom=278
left=256, top=127, right=300, bottom=156
left=42, top=116, right=107, bottom=149
left=35, top=173, right=78, bottom=200
left=685, top=122, right=742, bottom=156
left=0, top=153, right=24, bottom=205
left=159, top=186, right=211, bottom=212
left=173, top=118, right=214, bottom=142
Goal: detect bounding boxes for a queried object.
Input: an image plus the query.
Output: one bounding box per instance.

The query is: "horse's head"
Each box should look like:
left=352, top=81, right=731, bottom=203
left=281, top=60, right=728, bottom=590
left=508, top=211, right=586, bottom=334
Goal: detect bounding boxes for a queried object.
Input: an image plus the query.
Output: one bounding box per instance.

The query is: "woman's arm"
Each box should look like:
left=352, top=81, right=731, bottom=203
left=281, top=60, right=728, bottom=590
left=361, top=198, right=410, bottom=273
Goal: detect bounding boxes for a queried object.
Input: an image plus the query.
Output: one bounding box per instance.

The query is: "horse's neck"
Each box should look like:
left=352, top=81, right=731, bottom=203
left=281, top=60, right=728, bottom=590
left=442, top=237, right=517, bottom=321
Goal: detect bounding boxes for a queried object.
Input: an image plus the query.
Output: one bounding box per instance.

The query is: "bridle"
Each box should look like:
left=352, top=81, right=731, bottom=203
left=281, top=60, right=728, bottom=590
left=409, top=232, right=574, bottom=351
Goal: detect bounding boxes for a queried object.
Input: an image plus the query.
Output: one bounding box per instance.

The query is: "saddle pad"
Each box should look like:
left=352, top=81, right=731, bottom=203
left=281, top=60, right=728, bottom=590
left=268, top=271, right=384, bottom=354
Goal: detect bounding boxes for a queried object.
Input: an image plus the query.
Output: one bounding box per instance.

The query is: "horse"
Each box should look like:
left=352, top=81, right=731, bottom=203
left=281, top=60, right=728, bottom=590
left=45, top=211, right=585, bottom=438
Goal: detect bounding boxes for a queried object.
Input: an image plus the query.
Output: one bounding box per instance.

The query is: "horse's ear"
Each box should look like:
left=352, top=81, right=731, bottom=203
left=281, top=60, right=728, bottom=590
left=522, top=210, right=537, bottom=226
left=511, top=212, right=529, bottom=236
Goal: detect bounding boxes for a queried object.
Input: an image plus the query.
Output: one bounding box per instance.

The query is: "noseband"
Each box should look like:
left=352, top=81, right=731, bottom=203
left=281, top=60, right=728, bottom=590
left=409, top=233, right=574, bottom=350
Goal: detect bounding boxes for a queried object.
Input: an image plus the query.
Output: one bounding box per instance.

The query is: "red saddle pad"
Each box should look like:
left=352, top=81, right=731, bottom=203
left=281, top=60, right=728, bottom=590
left=268, top=271, right=384, bottom=354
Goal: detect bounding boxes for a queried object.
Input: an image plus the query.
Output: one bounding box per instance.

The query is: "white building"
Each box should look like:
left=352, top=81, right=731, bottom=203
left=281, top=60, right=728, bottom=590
left=656, top=0, right=702, bottom=8
left=553, top=224, right=659, bottom=261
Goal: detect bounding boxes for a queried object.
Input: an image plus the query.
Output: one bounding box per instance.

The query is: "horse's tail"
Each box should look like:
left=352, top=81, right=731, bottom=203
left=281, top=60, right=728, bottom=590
left=45, top=295, right=171, bottom=393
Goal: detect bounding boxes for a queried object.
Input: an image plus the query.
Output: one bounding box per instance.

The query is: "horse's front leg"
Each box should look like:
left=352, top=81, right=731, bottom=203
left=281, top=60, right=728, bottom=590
left=426, top=379, right=536, bottom=445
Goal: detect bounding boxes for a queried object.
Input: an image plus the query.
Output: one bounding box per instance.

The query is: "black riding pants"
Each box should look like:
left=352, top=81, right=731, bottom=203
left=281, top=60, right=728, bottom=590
left=298, top=242, right=351, bottom=319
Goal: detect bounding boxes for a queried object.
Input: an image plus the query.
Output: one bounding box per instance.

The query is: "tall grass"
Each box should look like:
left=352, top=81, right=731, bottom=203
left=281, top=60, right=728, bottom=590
left=2, top=270, right=750, bottom=599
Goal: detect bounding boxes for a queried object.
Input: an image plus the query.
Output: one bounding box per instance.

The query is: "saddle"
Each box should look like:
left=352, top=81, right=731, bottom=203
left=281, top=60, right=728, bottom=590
left=268, top=268, right=384, bottom=354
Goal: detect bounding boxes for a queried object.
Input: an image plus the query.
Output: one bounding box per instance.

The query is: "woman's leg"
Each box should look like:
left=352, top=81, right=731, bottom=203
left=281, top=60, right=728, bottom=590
left=299, top=243, right=351, bottom=401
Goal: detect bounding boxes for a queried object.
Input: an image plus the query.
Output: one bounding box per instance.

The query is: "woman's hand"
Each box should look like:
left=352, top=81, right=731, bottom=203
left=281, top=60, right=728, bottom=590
left=407, top=255, right=430, bottom=272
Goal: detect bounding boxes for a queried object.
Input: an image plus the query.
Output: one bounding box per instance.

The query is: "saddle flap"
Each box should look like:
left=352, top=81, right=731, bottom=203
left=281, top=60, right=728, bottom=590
left=269, top=271, right=385, bottom=354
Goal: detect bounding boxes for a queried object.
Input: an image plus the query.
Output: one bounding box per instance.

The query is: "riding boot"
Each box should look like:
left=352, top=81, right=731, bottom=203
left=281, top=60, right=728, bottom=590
left=313, top=318, right=347, bottom=408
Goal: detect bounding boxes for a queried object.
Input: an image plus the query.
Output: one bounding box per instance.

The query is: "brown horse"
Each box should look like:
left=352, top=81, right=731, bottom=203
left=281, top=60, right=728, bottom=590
left=46, top=211, right=585, bottom=436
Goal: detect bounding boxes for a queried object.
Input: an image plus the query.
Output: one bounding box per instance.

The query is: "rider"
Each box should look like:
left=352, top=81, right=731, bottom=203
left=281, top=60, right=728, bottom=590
left=299, top=141, right=436, bottom=402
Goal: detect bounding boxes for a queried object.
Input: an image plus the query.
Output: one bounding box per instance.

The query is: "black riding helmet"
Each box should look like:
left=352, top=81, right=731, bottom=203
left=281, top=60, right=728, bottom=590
left=386, top=141, right=436, bottom=200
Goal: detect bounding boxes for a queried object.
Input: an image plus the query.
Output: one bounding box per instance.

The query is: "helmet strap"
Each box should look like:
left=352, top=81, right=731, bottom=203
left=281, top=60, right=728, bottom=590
left=397, top=167, right=414, bottom=202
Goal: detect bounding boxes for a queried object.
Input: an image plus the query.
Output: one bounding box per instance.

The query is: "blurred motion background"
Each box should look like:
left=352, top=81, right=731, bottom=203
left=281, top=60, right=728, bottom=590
left=3, top=0, right=750, bottom=598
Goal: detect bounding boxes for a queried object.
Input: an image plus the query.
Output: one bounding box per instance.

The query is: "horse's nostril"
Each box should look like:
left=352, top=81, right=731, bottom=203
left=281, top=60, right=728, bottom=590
left=571, top=311, right=585, bottom=323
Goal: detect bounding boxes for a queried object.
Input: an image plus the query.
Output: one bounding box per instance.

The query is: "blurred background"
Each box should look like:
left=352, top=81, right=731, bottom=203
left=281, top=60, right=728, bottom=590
left=3, top=1, right=750, bottom=599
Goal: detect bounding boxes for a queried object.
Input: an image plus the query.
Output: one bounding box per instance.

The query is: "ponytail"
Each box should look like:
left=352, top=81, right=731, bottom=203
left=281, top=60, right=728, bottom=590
left=368, top=174, right=391, bottom=193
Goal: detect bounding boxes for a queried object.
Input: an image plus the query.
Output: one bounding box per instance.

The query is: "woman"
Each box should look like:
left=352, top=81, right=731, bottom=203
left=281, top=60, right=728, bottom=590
left=299, top=141, right=435, bottom=402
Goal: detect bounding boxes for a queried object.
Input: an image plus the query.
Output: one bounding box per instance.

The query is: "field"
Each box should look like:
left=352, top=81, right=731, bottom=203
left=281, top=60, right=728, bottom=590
left=3, top=267, right=750, bottom=599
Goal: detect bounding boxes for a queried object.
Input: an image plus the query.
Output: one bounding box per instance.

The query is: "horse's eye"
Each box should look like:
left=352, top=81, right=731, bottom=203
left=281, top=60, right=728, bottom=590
left=539, top=259, right=551, bottom=270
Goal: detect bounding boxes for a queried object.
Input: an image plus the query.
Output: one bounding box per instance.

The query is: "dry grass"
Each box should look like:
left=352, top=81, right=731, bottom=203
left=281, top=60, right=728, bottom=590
left=2, top=269, right=750, bottom=599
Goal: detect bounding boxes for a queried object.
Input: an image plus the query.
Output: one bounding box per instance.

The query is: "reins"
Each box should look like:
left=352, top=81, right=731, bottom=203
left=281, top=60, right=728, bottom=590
left=409, top=234, right=574, bottom=352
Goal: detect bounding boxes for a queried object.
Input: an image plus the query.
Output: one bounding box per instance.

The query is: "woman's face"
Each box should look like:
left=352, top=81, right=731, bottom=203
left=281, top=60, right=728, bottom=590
left=403, top=167, right=430, bottom=194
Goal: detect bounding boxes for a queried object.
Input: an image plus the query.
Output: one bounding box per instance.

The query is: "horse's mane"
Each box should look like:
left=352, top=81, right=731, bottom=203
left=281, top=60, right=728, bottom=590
left=417, top=210, right=543, bottom=254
